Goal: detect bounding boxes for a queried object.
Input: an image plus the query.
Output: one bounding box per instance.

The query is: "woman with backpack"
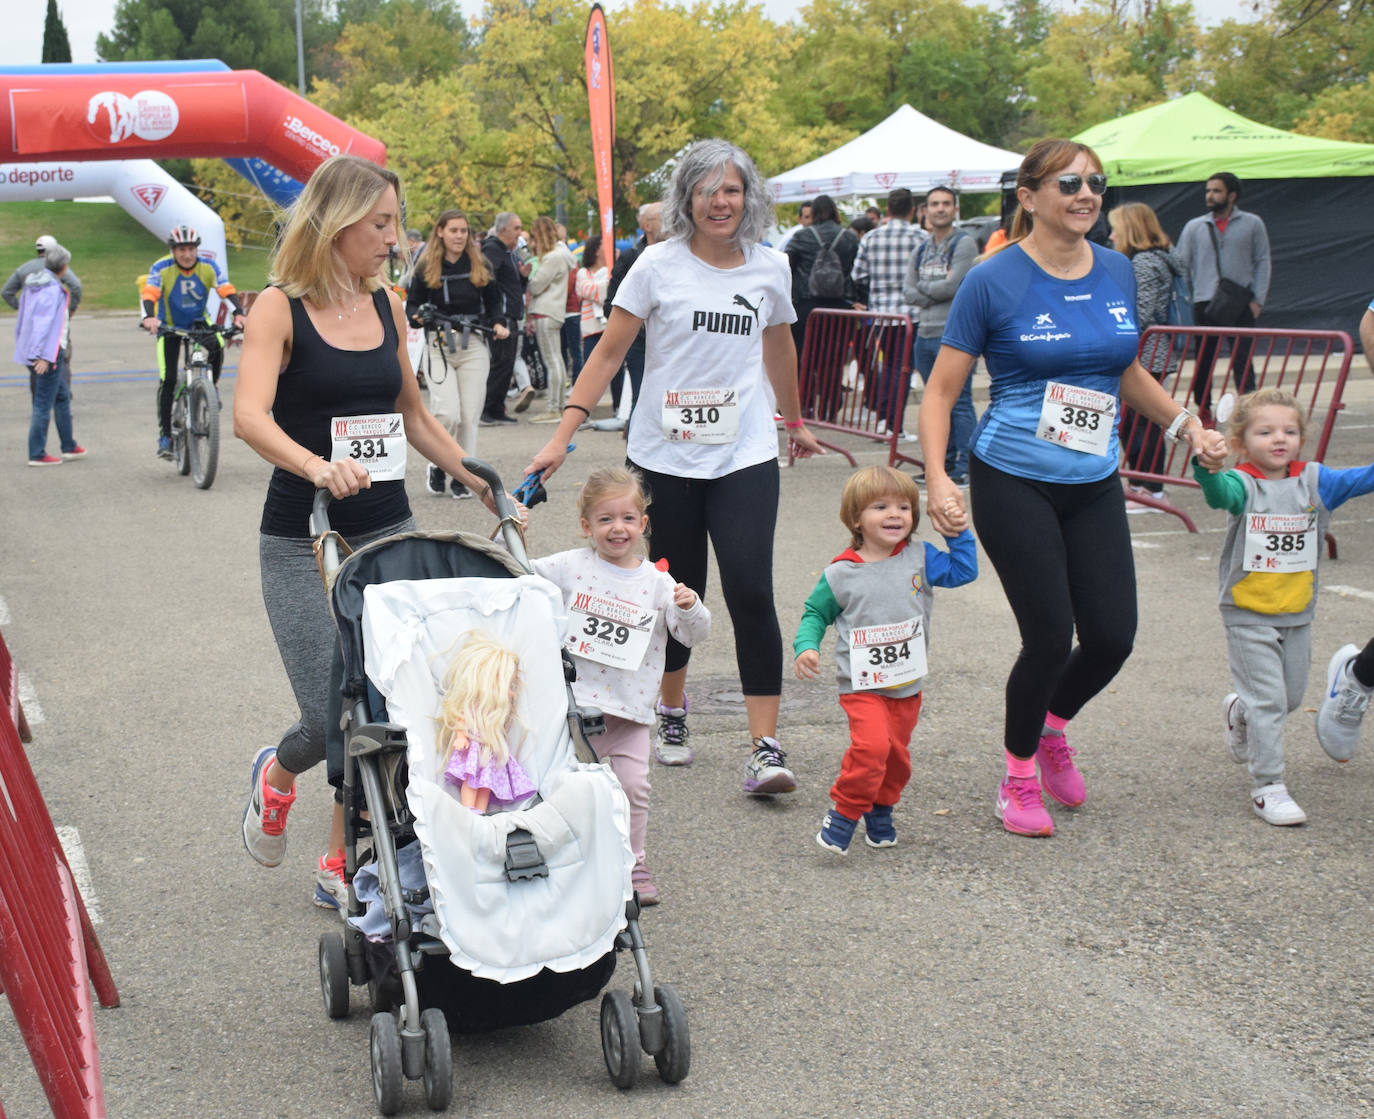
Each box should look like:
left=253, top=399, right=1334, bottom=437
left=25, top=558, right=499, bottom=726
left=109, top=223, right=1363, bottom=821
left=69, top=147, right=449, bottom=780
left=785, top=194, right=858, bottom=422
left=784, top=194, right=859, bottom=357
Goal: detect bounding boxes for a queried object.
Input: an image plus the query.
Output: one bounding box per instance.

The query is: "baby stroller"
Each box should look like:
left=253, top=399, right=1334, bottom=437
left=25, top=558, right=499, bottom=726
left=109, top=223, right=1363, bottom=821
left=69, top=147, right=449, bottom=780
left=311, top=460, right=690, bottom=1114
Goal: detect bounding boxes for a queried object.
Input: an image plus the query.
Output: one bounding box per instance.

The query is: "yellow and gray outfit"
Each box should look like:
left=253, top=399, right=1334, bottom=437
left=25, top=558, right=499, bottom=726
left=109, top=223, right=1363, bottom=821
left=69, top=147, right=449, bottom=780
left=1196, top=458, right=1374, bottom=786
left=141, top=253, right=241, bottom=437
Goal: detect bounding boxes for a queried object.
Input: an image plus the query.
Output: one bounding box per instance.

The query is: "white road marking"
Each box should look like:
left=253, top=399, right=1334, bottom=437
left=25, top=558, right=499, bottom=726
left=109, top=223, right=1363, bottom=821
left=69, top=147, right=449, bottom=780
left=0, top=594, right=9, bottom=625
left=54, top=826, right=103, bottom=925
left=1325, top=585, right=1374, bottom=603
left=16, top=673, right=44, bottom=725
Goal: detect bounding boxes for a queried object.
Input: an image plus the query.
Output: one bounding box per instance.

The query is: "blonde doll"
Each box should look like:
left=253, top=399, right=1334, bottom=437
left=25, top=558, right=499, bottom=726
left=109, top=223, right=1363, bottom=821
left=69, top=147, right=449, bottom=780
left=437, top=632, right=536, bottom=812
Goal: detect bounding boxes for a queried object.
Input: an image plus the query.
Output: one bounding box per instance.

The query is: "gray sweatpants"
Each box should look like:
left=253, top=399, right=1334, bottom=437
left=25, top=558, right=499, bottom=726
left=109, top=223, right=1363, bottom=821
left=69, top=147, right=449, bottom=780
left=260, top=516, right=416, bottom=776
left=1225, top=622, right=1312, bottom=788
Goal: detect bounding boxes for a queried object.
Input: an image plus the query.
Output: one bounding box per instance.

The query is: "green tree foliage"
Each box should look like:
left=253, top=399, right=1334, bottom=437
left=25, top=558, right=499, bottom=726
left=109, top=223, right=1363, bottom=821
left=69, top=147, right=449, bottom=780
left=1200, top=0, right=1373, bottom=129
left=96, top=0, right=335, bottom=83
left=173, top=0, right=1372, bottom=245
left=1024, top=0, right=1198, bottom=138
left=890, top=0, right=1026, bottom=144
left=42, top=0, right=73, bottom=64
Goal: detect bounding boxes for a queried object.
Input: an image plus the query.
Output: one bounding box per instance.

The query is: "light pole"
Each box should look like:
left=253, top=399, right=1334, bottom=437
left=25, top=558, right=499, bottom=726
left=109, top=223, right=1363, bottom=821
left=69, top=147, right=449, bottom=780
left=295, top=0, right=306, bottom=94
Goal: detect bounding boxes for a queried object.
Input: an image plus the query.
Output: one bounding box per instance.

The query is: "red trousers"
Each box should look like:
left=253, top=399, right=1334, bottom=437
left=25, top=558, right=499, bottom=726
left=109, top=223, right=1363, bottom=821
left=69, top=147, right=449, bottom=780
left=831, top=691, right=923, bottom=819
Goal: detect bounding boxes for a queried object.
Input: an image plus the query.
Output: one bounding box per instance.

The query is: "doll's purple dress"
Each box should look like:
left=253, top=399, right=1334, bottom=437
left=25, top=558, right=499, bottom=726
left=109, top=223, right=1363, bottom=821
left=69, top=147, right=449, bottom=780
left=443, top=730, right=536, bottom=806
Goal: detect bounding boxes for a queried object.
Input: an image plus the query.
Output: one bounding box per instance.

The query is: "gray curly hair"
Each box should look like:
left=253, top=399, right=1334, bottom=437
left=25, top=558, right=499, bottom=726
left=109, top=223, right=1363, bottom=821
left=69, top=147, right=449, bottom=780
left=661, top=139, right=776, bottom=249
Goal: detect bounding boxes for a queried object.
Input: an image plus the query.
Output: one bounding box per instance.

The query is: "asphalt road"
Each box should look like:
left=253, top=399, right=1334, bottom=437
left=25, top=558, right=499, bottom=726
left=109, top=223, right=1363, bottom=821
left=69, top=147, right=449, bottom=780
left=3, top=314, right=1374, bottom=1118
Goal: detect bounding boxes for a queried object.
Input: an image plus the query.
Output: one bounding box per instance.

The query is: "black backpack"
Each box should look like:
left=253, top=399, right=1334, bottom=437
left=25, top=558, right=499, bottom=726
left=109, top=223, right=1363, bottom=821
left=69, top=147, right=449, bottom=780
left=807, top=226, right=847, bottom=299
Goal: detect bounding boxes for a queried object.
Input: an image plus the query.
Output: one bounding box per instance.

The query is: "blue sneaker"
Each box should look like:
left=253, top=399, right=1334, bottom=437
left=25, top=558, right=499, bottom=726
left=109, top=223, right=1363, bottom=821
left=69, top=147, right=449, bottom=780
left=156, top=435, right=173, bottom=460
left=862, top=804, right=897, bottom=848
left=815, top=808, right=858, bottom=854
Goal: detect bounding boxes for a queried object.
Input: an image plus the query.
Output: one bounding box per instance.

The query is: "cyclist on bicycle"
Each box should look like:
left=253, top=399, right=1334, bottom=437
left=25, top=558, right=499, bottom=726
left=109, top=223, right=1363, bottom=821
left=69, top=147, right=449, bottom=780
left=140, top=225, right=246, bottom=459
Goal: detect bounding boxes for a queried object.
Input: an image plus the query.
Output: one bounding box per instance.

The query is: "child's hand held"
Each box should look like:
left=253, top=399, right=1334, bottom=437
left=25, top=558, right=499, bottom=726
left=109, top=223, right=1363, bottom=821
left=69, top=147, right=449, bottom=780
left=794, top=649, right=820, bottom=680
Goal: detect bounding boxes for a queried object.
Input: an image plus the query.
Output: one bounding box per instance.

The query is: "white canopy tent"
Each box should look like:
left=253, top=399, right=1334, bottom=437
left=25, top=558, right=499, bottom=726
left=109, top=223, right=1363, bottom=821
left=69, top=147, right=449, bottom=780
left=768, top=104, right=1020, bottom=203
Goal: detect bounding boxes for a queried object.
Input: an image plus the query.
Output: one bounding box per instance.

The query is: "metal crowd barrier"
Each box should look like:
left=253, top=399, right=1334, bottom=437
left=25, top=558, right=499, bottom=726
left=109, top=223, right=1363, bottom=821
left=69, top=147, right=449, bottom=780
left=791, top=309, right=917, bottom=470
left=0, top=629, right=117, bottom=1119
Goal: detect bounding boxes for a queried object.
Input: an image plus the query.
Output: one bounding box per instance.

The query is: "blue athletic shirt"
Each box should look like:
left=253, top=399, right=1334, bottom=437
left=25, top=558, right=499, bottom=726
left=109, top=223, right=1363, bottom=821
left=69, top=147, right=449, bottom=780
left=141, top=252, right=235, bottom=330
left=941, top=242, right=1141, bottom=484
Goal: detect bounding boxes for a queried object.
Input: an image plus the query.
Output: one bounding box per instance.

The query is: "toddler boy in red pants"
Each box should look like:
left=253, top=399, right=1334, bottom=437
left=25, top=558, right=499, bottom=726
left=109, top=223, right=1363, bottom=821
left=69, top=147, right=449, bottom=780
left=794, top=466, right=977, bottom=853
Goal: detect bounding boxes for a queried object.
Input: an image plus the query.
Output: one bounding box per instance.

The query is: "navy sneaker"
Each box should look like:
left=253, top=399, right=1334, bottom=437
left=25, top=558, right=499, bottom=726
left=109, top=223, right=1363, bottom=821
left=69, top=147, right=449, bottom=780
left=863, top=804, right=897, bottom=848
left=816, top=808, right=858, bottom=854
left=157, top=435, right=173, bottom=460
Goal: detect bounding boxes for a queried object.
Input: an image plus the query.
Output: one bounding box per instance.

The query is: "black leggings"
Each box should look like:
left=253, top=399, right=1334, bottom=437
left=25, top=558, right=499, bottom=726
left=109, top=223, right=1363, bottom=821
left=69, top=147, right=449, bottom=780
left=969, top=454, right=1138, bottom=758
left=634, top=457, right=782, bottom=695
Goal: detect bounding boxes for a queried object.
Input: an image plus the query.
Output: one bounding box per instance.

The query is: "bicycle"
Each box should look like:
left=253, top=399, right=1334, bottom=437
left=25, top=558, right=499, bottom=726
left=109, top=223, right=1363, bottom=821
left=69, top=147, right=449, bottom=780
left=158, top=322, right=241, bottom=490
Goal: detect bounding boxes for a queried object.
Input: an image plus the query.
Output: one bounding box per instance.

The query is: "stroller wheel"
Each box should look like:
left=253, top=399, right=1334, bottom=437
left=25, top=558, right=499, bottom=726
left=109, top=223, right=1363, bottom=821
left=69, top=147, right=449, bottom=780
left=319, top=932, right=349, bottom=1020
left=421, top=1007, right=452, bottom=1111
left=652, top=984, right=691, bottom=1084
left=370, top=1012, right=404, bottom=1115
left=600, top=989, right=640, bottom=1089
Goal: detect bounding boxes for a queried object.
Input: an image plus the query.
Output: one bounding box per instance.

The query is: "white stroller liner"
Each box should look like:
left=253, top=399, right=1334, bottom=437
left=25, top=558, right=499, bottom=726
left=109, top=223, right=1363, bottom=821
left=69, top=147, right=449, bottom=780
left=361, top=574, right=634, bottom=984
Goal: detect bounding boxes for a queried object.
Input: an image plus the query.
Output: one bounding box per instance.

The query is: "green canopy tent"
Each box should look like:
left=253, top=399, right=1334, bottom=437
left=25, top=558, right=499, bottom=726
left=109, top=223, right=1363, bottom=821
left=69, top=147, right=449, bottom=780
left=1075, top=93, right=1374, bottom=336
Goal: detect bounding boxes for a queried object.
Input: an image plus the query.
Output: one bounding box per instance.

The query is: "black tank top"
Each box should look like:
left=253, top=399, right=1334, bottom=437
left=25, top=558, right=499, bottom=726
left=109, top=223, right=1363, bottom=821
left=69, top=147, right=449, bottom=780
left=259, top=287, right=412, bottom=538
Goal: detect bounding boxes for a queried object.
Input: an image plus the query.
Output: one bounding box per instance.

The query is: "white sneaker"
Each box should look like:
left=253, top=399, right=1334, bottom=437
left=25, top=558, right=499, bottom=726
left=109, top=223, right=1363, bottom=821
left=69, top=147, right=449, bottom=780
left=1125, top=486, right=1167, bottom=514
left=1221, top=693, right=1248, bottom=764
left=1316, top=644, right=1369, bottom=762
left=1251, top=782, right=1307, bottom=826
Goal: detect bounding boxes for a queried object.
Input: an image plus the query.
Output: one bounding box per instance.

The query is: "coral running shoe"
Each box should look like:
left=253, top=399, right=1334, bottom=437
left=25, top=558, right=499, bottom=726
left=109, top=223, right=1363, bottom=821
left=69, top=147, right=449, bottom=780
left=313, top=851, right=349, bottom=910
left=242, top=746, right=297, bottom=867
left=1035, top=732, right=1085, bottom=807
left=996, top=775, right=1054, bottom=837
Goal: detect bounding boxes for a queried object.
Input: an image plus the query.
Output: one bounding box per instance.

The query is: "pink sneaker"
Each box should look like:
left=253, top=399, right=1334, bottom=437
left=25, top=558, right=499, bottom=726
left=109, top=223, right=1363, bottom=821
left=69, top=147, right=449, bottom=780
left=1035, top=732, right=1085, bottom=807
left=996, top=776, right=1054, bottom=837
left=632, top=864, right=660, bottom=906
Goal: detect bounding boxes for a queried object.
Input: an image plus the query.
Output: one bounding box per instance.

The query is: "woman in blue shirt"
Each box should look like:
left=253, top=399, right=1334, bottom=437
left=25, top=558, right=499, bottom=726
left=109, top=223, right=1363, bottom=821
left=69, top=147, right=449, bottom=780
left=917, top=139, right=1227, bottom=838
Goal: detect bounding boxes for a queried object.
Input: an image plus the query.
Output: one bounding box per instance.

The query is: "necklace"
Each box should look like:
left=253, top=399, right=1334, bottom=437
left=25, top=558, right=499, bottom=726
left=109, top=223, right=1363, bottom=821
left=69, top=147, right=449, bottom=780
left=1025, top=236, right=1087, bottom=277
left=336, top=286, right=361, bottom=320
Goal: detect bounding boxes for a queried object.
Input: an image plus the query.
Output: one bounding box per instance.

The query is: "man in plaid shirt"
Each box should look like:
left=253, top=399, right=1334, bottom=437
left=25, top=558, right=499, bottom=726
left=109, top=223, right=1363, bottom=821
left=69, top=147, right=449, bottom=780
left=851, top=188, right=926, bottom=434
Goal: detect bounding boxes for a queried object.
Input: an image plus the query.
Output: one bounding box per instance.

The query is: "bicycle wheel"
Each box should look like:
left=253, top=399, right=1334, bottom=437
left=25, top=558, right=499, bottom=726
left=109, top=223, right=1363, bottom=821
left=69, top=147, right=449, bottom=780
left=172, top=393, right=191, bottom=476
left=188, top=377, right=219, bottom=490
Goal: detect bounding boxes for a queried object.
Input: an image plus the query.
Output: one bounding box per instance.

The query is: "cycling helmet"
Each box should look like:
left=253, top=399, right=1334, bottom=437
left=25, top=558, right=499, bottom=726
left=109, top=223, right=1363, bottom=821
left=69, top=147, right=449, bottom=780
left=167, top=224, right=201, bottom=247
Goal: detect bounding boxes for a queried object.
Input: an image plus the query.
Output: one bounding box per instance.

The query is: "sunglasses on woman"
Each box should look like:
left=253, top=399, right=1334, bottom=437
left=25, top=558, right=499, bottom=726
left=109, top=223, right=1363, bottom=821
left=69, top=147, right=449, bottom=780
left=1054, top=173, right=1108, bottom=196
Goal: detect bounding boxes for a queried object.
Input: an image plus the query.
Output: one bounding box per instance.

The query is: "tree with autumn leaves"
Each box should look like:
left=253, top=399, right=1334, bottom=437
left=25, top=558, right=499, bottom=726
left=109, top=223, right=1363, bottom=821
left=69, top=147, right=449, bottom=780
left=151, top=0, right=1372, bottom=244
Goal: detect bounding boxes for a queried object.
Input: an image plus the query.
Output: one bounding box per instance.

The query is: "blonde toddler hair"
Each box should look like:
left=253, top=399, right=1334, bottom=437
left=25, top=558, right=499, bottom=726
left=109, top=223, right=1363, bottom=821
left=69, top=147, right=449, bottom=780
left=578, top=466, right=649, bottom=527
left=840, top=466, right=921, bottom=548
left=1226, top=388, right=1306, bottom=448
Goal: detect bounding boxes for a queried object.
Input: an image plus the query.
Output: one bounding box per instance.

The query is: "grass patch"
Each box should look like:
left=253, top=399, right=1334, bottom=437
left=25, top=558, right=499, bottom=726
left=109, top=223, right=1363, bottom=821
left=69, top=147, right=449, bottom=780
left=0, top=199, right=271, bottom=313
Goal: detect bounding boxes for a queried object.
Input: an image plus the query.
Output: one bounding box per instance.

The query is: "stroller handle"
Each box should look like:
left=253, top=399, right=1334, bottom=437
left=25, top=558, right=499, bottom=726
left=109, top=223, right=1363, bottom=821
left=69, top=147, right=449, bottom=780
left=463, top=457, right=532, bottom=569
left=309, top=460, right=529, bottom=570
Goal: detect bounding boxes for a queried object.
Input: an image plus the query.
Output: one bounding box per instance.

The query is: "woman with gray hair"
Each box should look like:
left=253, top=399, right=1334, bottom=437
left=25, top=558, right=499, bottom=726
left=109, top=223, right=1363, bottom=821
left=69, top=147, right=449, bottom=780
left=525, top=139, right=823, bottom=798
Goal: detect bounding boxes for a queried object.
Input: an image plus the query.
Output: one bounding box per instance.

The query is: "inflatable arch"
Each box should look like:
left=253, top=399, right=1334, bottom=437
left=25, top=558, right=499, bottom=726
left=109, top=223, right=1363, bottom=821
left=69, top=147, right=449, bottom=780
left=1, top=66, right=385, bottom=287
left=0, top=69, right=385, bottom=182
left=2, top=61, right=305, bottom=206
left=0, top=158, right=228, bottom=269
